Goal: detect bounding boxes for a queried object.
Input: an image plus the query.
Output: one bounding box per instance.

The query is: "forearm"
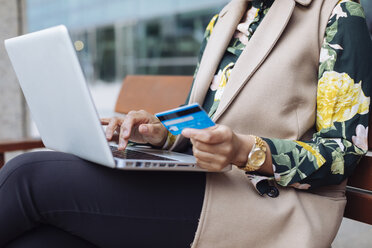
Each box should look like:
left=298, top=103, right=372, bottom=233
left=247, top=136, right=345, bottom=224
left=243, top=1, right=372, bottom=190
left=234, top=134, right=273, bottom=176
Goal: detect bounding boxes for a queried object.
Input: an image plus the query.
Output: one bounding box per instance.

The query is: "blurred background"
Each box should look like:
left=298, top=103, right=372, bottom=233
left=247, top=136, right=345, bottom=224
left=0, top=0, right=371, bottom=246
left=27, top=0, right=230, bottom=82
left=25, top=0, right=231, bottom=119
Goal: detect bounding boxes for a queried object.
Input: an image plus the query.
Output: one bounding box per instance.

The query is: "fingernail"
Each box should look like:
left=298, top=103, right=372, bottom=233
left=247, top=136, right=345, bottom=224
left=119, top=142, right=125, bottom=150
left=122, top=129, right=128, bottom=137
left=182, top=129, right=190, bottom=136
left=106, top=132, right=112, bottom=139
left=140, top=125, right=148, bottom=133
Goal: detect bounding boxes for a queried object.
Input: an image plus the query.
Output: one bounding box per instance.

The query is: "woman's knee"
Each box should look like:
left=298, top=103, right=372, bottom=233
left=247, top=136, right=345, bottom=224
left=0, top=151, right=99, bottom=215
left=0, top=151, right=79, bottom=185
left=0, top=151, right=93, bottom=201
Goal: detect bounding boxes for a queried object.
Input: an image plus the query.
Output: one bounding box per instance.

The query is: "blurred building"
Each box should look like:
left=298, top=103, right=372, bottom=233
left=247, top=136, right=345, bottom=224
left=26, top=0, right=229, bottom=84
left=25, top=0, right=372, bottom=84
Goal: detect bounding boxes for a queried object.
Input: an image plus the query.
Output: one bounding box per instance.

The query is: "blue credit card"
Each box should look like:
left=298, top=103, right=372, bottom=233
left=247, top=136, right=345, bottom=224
left=155, top=103, right=215, bottom=135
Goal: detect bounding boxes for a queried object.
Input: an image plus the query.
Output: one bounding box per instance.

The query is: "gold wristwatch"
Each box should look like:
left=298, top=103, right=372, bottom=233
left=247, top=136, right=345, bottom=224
left=239, top=136, right=267, bottom=172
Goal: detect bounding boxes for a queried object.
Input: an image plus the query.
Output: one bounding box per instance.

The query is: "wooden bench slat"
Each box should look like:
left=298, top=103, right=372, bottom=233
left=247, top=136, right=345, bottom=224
left=0, top=139, right=44, bottom=153
left=115, top=75, right=193, bottom=115
left=0, top=139, right=45, bottom=168
left=347, top=155, right=372, bottom=192
left=344, top=190, right=372, bottom=225
left=0, top=153, right=4, bottom=169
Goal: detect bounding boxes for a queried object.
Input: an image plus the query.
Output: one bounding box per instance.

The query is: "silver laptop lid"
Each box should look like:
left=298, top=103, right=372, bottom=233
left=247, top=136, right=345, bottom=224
left=5, top=25, right=116, bottom=167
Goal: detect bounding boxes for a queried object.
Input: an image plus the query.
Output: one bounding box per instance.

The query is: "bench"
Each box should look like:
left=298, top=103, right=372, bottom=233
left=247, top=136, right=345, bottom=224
left=0, top=74, right=371, bottom=225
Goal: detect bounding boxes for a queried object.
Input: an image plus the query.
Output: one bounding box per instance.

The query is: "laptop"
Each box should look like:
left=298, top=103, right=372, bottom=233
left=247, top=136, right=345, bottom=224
left=4, top=25, right=231, bottom=172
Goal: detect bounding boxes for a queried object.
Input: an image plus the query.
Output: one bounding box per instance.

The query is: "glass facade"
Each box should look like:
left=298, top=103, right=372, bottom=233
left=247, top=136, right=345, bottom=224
left=26, top=0, right=371, bottom=84
left=26, top=0, right=229, bottom=83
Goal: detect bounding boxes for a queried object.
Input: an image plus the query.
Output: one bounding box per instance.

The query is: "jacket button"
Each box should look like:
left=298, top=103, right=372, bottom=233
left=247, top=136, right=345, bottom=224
left=267, top=186, right=279, bottom=198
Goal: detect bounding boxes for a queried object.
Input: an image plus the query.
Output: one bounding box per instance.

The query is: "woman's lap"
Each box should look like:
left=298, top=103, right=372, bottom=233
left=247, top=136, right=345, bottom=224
left=0, top=151, right=206, bottom=247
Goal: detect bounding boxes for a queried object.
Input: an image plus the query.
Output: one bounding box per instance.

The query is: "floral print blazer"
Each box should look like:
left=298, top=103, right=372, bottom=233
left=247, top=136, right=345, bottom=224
left=168, top=0, right=372, bottom=196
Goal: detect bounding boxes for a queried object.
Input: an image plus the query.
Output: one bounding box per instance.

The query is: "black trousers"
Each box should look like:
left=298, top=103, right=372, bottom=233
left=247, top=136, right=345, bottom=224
left=0, top=151, right=205, bottom=248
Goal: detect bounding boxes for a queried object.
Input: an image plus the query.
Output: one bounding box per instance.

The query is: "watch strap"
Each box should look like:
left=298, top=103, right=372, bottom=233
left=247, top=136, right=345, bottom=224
left=238, top=136, right=267, bottom=172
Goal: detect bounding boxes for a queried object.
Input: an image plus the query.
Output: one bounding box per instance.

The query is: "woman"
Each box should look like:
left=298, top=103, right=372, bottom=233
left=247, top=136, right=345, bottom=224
left=1, top=0, right=371, bottom=247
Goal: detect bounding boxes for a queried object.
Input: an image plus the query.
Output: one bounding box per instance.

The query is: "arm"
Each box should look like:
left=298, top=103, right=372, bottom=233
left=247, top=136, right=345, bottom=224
left=101, top=110, right=168, bottom=150
left=182, top=126, right=274, bottom=173
left=261, top=1, right=372, bottom=189
left=183, top=2, right=372, bottom=190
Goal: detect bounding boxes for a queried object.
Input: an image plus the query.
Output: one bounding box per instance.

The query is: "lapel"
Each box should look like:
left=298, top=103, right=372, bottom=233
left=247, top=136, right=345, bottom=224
left=189, top=0, right=248, bottom=105
left=172, top=0, right=314, bottom=151
left=212, top=0, right=297, bottom=122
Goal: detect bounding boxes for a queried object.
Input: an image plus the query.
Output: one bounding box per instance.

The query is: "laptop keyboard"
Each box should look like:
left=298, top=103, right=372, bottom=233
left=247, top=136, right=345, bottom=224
left=110, top=146, right=176, bottom=161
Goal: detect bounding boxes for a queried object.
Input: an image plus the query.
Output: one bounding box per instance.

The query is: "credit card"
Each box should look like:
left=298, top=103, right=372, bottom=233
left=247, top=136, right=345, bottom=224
left=155, top=103, right=215, bottom=135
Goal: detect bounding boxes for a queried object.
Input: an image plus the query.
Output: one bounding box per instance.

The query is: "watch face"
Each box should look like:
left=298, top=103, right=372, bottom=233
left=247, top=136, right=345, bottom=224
left=248, top=149, right=266, bottom=167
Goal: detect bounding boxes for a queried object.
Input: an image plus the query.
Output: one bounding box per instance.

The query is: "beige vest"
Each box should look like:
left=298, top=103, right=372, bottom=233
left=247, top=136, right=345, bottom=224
left=172, top=0, right=346, bottom=247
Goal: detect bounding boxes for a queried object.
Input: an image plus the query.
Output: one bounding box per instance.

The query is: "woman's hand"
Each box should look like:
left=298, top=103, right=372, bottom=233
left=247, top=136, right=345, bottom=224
left=101, top=110, right=168, bottom=150
left=182, top=124, right=252, bottom=172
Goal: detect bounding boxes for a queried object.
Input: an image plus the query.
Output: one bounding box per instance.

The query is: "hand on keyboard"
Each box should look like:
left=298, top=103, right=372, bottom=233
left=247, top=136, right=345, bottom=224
left=101, top=110, right=168, bottom=150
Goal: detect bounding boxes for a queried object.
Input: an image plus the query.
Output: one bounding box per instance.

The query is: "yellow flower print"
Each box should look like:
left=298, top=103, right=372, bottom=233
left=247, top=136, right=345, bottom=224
left=205, top=14, right=219, bottom=37
left=214, top=63, right=234, bottom=101
left=295, top=141, right=326, bottom=168
left=317, top=71, right=370, bottom=131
